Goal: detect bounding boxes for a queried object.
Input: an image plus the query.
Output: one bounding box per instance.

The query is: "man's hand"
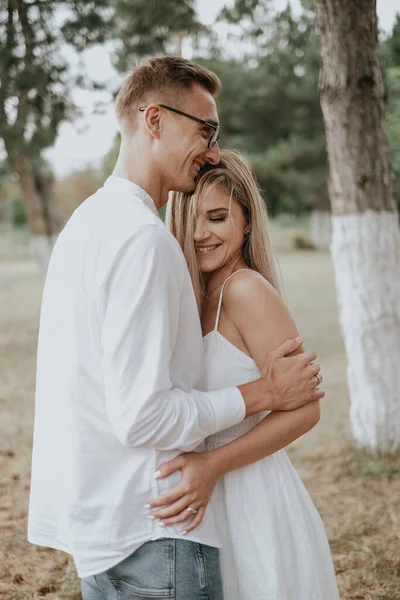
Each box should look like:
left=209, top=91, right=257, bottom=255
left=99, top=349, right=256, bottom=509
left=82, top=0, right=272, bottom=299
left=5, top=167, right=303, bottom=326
left=261, top=337, right=324, bottom=412
left=145, top=452, right=221, bottom=534
left=238, top=337, right=324, bottom=416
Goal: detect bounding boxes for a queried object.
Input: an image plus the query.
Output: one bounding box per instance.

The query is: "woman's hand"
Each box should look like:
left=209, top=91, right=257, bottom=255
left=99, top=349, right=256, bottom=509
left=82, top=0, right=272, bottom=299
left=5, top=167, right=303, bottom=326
left=146, top=451, right=222, bottom=534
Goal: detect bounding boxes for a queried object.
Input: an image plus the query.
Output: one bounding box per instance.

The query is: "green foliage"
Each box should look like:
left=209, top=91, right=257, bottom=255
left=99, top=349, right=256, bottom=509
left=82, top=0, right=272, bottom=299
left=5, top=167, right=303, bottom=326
left=0, top=0, right=111, bottom=162
left=112, top=0, right=206, bottom=71
left=219, top=0, right=268, bottom=25
left=210, top=2, right=399, bottom=215
left=200, top=4, right=328, bottom=216
left=383, top=16, right=400, bottom=208
left=386, top=67, right=400, bottom=208
left=61, top=1, right=113, bottom=50
left=384, top=13, right=400, bottom=67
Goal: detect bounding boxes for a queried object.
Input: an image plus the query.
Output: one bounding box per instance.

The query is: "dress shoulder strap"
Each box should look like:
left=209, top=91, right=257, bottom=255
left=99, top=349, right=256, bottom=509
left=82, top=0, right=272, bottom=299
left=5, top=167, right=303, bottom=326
left=214, top=269, right=252, bottom=331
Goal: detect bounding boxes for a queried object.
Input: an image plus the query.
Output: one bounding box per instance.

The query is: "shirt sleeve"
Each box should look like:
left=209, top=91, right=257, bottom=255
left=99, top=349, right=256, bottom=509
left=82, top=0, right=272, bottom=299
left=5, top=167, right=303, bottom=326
left=99, top=224, right=245, bottom=452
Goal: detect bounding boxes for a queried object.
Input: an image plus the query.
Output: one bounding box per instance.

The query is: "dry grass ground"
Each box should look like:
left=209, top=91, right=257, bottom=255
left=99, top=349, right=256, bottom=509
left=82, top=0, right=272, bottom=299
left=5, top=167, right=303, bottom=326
left=0, top=224, right=399, bottom=599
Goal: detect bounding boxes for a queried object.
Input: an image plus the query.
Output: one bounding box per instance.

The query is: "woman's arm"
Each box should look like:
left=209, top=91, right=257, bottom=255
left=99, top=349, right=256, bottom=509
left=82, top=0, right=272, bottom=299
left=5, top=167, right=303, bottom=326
left=212, top=269, right=321, bottom=473
left=207, top=401, right=319, bottom=474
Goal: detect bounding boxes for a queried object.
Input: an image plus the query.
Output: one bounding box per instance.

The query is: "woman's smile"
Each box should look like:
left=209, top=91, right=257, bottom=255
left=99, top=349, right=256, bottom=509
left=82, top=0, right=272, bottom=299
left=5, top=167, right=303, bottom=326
left=196, top=243, right=222, bottom=254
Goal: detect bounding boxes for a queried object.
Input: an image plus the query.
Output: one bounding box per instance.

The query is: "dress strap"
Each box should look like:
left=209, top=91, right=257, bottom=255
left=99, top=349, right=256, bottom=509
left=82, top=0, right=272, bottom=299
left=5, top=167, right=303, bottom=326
left=214, top=269, right=252, bottom=331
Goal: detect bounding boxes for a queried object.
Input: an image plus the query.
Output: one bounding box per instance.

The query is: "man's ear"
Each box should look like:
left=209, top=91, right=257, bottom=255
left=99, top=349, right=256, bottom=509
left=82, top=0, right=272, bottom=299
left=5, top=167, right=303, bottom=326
left=143, top=105, right=162, bottom=140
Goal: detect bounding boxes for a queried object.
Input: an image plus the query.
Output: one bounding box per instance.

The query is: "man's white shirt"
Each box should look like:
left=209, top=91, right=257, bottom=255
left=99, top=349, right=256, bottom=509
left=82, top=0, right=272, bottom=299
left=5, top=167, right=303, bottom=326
left=28, top=176, right=245, bottom=577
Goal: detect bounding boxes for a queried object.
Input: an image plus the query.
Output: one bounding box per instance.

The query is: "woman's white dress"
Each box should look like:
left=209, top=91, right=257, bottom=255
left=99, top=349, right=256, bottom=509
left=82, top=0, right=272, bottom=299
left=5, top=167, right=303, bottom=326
left=202, top=271, right=340, bottom=600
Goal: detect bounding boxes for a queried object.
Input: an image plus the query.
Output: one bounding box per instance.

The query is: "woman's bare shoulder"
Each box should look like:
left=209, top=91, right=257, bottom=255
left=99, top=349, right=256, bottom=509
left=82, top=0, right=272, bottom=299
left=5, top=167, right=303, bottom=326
left=222, top=269, right=282, bottom=313
left=222, top=269, right=297, bottom=363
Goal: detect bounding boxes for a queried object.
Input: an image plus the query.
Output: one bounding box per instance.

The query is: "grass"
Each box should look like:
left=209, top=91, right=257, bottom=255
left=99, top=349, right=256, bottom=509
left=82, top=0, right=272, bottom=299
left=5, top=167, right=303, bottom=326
left=0, top=223, right=399, bottom=599
left=294, top=444, right=400, bottom=600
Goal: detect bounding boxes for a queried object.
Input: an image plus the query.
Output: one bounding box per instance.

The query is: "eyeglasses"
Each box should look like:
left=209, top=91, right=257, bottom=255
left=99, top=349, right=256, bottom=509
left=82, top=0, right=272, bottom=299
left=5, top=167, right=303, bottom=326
left=139, top=104, right=220, bottom=149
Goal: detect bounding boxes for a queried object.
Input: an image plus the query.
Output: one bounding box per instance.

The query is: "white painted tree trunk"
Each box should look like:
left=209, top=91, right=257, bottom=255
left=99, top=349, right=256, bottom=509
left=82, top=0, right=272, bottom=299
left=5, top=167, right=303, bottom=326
left=310, top=210, right=331, bottom=250
left=315, top=0, right=400, bottom=450
left=331, top=211, right=400, bottom=451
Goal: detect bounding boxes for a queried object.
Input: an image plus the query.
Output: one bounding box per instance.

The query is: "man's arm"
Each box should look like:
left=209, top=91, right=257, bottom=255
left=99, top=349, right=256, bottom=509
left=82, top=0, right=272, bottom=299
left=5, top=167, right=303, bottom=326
left=100, top=225, right=245, bottom=451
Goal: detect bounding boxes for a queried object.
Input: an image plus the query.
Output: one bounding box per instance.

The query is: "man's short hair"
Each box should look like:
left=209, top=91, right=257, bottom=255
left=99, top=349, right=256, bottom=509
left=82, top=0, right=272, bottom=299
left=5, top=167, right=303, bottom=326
left=115, top=56, right=221, bottom=129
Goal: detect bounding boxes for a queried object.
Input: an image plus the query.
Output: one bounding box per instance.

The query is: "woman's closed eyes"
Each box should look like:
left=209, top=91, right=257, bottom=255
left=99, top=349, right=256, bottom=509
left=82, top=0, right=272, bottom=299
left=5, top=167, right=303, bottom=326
left=208, top=216, right=227, bottom=222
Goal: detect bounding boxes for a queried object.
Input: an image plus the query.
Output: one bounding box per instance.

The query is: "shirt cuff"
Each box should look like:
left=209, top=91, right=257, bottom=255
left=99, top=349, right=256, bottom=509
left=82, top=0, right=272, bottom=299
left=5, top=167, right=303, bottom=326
left=207, top=386, right=246, bottom=434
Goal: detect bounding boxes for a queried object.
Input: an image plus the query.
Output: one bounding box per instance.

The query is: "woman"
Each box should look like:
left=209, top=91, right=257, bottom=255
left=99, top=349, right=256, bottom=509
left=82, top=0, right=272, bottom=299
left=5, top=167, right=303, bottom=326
left=147, top=150, right=339, bottom=599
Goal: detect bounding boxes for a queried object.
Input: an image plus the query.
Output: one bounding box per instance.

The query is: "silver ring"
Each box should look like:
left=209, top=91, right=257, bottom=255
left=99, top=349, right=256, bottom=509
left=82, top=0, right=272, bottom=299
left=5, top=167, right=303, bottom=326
left=315, top=373, right=322, bottom=385
left=186, top=506, right=197, bottom=515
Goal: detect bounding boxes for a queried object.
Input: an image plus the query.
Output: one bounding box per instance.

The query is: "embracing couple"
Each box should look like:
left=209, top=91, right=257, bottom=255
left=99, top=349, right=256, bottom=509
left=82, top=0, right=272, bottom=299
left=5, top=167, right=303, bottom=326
left=28, top=57, right=339, bottom=599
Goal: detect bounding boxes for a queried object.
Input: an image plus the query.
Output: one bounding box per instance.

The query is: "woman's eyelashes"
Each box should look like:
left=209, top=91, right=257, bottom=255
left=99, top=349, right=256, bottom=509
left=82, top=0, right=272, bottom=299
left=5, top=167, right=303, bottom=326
left=208, top=216, right=226, bottom=222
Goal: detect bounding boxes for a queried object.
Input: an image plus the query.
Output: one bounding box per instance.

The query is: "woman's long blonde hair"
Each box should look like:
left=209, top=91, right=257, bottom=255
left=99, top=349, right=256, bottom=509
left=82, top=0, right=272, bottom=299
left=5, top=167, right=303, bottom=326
left=166, top=149, right=281, bottom=310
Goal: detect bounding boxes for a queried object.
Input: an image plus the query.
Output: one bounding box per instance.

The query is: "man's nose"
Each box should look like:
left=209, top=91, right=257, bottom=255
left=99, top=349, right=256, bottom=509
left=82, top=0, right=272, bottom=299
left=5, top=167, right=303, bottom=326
left=204, top=141, right=220, bottom=166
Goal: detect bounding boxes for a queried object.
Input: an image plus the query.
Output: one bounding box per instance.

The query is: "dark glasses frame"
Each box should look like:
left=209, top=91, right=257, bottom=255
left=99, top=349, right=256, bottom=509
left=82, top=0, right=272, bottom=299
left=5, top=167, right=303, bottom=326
left=139, top=104, right=220, bottom=149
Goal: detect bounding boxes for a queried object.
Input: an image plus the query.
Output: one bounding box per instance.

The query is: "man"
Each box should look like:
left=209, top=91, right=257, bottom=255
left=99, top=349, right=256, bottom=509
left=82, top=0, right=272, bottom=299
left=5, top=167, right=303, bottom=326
left=28, top=56, right=323, bottom=599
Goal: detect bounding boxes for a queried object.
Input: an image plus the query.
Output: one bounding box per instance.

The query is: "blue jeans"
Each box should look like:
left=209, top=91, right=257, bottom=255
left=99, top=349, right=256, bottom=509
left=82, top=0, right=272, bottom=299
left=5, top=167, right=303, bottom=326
left=81, top=540, right=223, bottom=600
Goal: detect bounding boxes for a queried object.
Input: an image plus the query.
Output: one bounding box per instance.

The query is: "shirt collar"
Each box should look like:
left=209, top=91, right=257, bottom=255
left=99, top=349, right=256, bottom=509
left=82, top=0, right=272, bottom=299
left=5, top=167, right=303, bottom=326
left=104, top=176, right=159, bottom=217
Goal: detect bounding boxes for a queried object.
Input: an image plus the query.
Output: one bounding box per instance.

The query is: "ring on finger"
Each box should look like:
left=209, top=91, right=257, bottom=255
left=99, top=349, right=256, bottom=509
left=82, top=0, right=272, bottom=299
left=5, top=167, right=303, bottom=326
left=186, top=506, right=197, bottom=515
left=315, top=373, right=322, bottom=385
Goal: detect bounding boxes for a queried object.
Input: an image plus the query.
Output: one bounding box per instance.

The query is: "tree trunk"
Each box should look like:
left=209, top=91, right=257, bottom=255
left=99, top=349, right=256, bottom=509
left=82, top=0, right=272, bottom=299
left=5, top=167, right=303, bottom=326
left=174, top=32, right=183, bottom=57
left=315, top=0, right=400, bottom=451
left=13, top=155, right=59, bottom=271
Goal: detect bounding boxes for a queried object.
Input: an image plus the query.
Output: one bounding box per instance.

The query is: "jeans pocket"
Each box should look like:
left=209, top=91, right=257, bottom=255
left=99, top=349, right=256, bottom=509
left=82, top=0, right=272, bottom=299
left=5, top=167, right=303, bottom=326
left=106, top=541, right=175, bottom=599
left=81, top=573, right=114, bottom=600
left=108, top=578, right=173, bottom=599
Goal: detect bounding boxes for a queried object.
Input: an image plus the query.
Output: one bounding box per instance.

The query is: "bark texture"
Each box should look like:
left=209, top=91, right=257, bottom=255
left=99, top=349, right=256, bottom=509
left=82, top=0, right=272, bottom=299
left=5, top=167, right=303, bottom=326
left=315, top=0, right=400, bottom=450
left=316, top=0, right=396, bottom=216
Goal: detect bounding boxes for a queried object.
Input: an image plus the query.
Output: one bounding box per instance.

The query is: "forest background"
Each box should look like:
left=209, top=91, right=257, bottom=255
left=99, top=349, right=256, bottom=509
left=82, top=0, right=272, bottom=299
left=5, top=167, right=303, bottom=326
left=1, top=0, right=399, bottom=233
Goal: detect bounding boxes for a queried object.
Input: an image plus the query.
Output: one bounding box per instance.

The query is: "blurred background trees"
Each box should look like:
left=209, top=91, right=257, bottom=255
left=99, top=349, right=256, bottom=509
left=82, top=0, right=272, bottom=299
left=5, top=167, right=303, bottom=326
left=0, top=0, right=111, bottom=268
left=99, top=0, right=399, bottom=236
left=1, top=0, right=398, bottom=243
left=112, top=0, right=205, bottom=70
left=384, top=15, right=400, bottom=207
